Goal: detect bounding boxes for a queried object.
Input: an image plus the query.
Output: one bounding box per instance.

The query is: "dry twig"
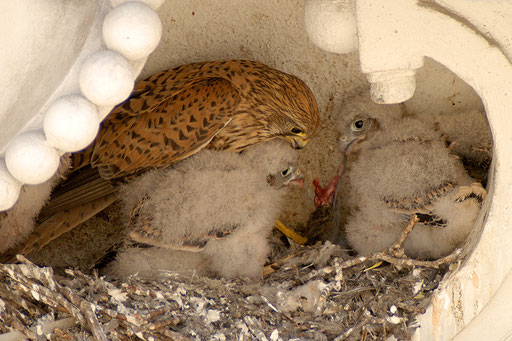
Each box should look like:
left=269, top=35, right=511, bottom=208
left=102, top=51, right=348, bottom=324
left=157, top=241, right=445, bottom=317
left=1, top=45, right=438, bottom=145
left=338, top=215, right=462, bottom=270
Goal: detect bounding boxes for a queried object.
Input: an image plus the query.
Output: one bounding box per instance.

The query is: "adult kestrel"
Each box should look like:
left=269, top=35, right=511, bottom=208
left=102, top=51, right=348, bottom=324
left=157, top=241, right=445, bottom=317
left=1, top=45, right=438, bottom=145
left=337, top=97, right=486, bottom=259
left=2, top=60, right=319, bottom=260
left=111, top=140, right=304, bottom=279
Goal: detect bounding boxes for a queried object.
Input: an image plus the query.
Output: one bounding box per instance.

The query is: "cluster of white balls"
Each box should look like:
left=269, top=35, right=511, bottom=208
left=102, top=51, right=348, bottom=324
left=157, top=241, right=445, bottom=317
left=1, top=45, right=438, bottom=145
left=0, top=0, right=164, bottom=210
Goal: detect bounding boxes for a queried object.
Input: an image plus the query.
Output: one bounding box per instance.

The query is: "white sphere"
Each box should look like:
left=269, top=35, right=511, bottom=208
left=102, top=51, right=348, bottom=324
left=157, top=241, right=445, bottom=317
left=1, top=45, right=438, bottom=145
left=5, top=132, right=60, bottom=185
left=103, top=1, right=162, bottom=60
left=304, top=0, right=358, bottom=54
left=79, top=50, right=134, bottom=106
left=44, top=95, right=100, bottom=152
left=110, top=0, right=166, bottom=10
left=0, top=160, right=22, bottom=211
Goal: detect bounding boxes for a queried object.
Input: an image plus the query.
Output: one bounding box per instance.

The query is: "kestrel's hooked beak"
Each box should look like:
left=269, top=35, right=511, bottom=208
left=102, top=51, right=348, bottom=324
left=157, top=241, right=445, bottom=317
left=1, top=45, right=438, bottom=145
left=287, top=135, right=310, bottom=149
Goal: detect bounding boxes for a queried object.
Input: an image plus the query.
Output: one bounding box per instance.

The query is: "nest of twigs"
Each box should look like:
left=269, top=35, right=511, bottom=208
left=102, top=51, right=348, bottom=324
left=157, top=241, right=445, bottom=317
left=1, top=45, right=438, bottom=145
left=0, top=216, right=461, bottom=340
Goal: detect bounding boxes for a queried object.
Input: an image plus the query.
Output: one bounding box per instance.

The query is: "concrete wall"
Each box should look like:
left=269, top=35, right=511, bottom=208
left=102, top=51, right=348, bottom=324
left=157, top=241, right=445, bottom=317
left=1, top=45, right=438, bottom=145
left=0, top=1, right=100, bottom=152
left=2, top=0, right=509, bottom=339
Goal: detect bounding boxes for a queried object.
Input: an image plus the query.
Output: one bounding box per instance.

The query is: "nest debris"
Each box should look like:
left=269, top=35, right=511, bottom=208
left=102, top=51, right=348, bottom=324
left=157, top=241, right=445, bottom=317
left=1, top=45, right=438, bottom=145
left=0, top=216, right=461, bottom=340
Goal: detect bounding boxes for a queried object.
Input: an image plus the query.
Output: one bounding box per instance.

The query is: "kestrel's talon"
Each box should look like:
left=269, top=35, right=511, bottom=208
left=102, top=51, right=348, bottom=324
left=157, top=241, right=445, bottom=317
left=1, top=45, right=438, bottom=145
left=274, top=219, right=308, bottom=245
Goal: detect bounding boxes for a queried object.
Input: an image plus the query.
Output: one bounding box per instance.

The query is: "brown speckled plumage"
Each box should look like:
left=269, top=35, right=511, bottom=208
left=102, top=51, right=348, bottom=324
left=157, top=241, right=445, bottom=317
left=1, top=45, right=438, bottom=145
left=74, top=60, right=319, bottom=179
left=3, top=60, right=319, bottom=259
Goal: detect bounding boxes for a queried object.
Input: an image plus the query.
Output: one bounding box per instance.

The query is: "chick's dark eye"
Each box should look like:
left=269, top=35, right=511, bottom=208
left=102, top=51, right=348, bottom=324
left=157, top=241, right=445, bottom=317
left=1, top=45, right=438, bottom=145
left=291, top=127, right=303, bottom=134
left=281, top=168, right=291, bottom=176
left=353, top=120, right=364, bottom=130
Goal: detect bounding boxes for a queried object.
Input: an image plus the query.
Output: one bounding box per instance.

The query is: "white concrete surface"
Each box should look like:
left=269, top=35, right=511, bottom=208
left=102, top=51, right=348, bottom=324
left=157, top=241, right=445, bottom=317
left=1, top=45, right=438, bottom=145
left=1, top=0, right=511, bottom=338
left=304, top=0, right=358, bottom=54
left=0, top=1, right=100, bottom=153
left=0, top=162, right=21, bottom=211
left=0, top=0, right=163, bottom=210
left=111, top=0, right=166, bottom=10
left=304, top=0, right=512, bottom=338
left=5, top=131, right=60, bottom=185
left=79, top=49, right=134, bottom=106
left=353, top=1, right=512, bottom=339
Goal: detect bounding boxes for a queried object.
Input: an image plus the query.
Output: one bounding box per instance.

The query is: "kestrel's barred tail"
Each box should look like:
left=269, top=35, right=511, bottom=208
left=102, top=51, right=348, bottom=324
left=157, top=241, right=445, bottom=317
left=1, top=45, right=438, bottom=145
left=3, top=60, right=320, bottom=259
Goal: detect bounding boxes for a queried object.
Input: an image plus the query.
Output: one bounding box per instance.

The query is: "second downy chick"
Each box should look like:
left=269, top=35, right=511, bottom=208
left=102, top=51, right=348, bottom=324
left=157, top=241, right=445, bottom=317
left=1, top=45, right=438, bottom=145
left=338, top=100, right=486, bottom=259
left=110, top=140, right=303, bottom=279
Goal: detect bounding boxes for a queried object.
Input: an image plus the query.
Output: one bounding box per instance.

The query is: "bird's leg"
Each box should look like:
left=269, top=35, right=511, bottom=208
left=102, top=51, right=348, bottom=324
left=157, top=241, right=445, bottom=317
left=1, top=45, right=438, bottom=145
left=313, top=155, right=346, bottom=208
left=361, top=215, right=420, bottom=271
left=339, top=247, right=462, bottom=270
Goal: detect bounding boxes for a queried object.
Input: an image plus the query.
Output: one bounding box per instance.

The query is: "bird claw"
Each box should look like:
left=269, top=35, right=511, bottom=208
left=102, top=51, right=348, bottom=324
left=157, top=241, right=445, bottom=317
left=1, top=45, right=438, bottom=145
left=455, top=182, right=487, bottom=203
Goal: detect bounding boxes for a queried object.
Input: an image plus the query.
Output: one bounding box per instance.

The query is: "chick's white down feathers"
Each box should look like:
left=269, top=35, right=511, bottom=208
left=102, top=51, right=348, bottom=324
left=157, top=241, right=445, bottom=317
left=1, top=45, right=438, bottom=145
left=339, top=96, right=486, bottom=260
left=111, top=140, right=299, bottom=279
left=421, top=108, right=492, bottom=183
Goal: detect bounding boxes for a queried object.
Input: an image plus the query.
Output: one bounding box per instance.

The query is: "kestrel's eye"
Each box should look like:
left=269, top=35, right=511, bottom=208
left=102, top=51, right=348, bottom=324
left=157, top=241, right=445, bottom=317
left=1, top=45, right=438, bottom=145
left=281, top=167, right=291, bottom=177
left=352, top=119, right=364, bottom=131
left=290, top=127, right=303, bottom=134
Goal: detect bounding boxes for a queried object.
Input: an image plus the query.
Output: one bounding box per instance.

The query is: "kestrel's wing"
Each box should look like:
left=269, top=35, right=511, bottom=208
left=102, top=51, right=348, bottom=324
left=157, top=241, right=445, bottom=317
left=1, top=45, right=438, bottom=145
left=89, top=77, right=240, bottom=179
left=127, top=197, right=239, bottom=252
left=129, top=224, right=240, bottom=252
left=130, top=62, right=210, bottom=97
left=71, top=66, right=214, bottom=170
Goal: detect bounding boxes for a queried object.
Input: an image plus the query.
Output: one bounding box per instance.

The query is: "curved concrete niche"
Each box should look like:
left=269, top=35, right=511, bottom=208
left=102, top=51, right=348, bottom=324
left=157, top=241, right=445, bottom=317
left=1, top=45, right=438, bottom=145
left=352, top=1, right=512, bottom=339
left=305, top=0, right=511, bottom=338
left=0, top=0, right=509, bottom=339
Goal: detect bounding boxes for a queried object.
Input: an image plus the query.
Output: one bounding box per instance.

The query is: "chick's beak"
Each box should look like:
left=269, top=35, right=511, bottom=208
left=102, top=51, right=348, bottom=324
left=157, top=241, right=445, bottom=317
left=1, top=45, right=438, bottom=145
left=285, top=168, right=305, bottom=188
left=287, top=135, right=310, bottom=149
left=338, top=135, right=350, bottom=151
left=338, top=134, right=363, bottom=155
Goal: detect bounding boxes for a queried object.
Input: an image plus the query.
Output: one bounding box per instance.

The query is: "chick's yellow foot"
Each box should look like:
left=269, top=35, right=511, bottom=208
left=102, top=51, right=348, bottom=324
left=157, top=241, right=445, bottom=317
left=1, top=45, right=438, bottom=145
left=364, top=261, right=384, bottom=272
left=274, top=220, right=307, bottom=245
